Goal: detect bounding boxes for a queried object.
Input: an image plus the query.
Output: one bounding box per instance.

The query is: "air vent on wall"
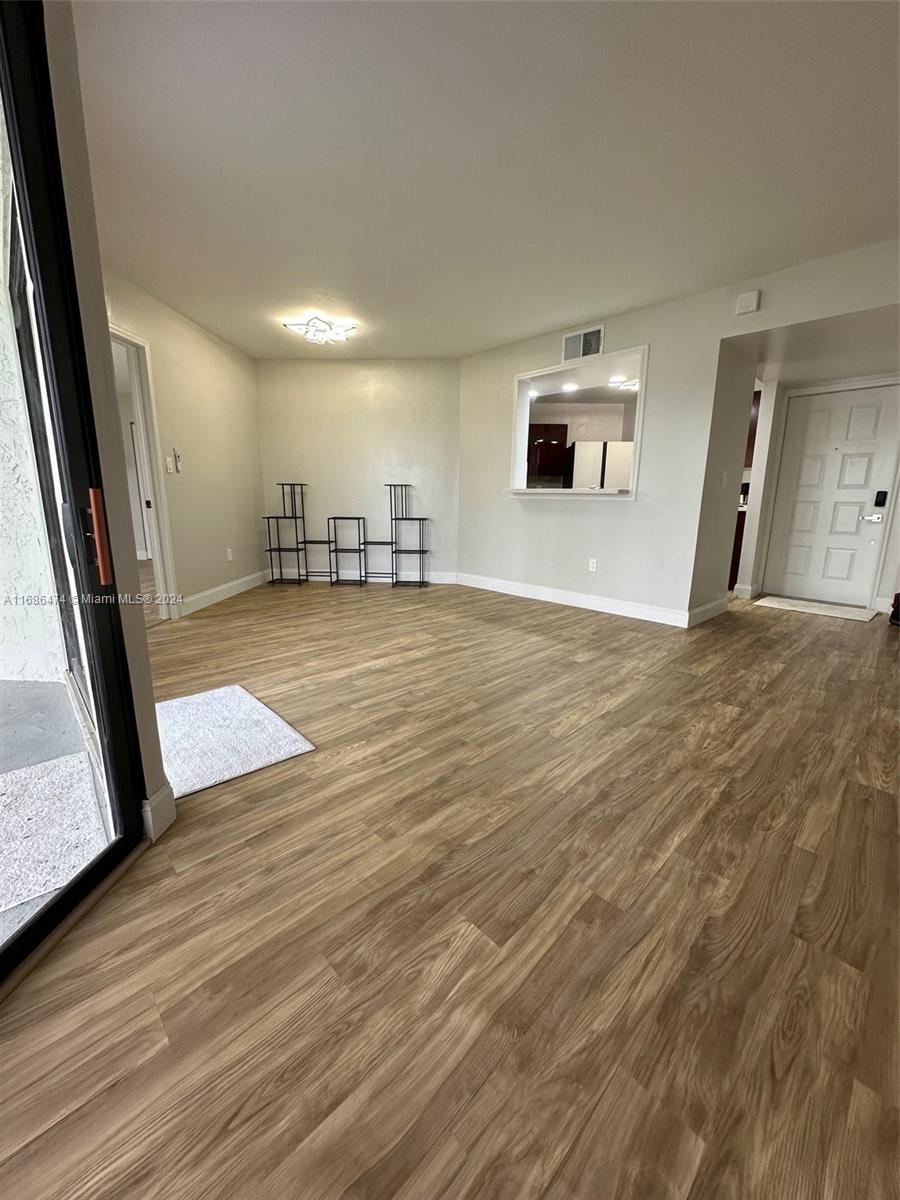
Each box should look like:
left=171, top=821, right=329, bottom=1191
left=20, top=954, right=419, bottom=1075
left=562, top=324, right=604, bottom=362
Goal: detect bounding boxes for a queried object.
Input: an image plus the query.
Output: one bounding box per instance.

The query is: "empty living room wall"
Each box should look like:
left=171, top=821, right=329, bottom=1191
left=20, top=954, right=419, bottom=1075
left=255, top=359, right=460, bottom=579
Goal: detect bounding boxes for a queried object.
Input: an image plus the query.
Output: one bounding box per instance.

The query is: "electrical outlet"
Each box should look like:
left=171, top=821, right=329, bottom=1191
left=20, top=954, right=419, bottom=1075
left=720, top=470, right=728, bottom=489
left=588, top=558, right=597, bottom=573
left=226, top=548, right=233, bottom=562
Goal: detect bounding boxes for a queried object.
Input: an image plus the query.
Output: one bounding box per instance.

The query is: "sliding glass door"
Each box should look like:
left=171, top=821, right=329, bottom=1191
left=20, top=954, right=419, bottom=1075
left=0, top=3, right=145, bottom=978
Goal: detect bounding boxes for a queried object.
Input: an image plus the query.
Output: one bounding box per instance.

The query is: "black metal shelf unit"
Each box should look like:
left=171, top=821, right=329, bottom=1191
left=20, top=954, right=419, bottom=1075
left=388, top=484, right=428, bottom=588
left=263, top=482, right=336, bottom=584
left=263, top=482, right=306, bottom=585
left=328, top=516, right=366, bottom=586
left=264, top=482, right=428, bottom=587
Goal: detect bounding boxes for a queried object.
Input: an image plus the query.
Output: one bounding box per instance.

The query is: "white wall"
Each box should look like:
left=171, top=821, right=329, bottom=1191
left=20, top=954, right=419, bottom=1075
left=105, top=273, right=264, bottom=606
left=457, top=242, right=899, bottom=625
left=687, top=339, right=759, bottom=611
left=255, top=359, right=460, bottom=579
left=736, top=378, right=785, bottom=598
left=878, top=492, right=900, bottom=608
left=529, top=401, right=626, bottom=444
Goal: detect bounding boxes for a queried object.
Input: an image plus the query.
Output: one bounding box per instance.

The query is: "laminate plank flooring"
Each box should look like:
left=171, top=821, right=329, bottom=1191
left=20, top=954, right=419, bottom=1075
left=1, top=583, right=897, bottom=1199
left=137, top=560, right=162, bottom=631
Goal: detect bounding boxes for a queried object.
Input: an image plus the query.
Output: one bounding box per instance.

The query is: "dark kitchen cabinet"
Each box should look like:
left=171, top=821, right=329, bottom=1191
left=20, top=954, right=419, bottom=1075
left=745, top=390, right=761, bottom=468
left=527, top=423, right=568, bottom=486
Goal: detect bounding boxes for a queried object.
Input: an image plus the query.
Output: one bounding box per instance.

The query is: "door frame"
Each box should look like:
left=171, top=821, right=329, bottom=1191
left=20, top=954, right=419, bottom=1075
left=1, top=1, right=146, bottom=979
left=109, top=325, right=179, bottom=620
left=759, top=372, right=900, bottom=609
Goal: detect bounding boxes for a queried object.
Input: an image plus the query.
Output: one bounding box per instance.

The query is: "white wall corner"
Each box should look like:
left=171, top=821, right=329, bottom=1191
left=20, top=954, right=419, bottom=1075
left=686, top=597, right=731, bottom=627
left=732, top=582, right=761, bottom=599
left=142, top=780, right=176, bottom=840
left=181, top=570, right=268, bottom=616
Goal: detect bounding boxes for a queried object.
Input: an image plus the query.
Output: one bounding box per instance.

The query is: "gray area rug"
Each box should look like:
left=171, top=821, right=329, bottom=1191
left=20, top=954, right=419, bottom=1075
left=0, top=752, right=107, bottom=912
left=156, top=684, right=315, bottom=799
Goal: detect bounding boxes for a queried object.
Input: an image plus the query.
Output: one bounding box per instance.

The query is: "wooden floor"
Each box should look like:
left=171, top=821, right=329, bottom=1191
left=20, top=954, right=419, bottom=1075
left=137, top=559, right=163, bottom=630
left=1, top=584, right=897, bottom=1199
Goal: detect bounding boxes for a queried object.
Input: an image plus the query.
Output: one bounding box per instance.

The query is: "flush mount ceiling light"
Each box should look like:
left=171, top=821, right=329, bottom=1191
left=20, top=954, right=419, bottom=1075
left=283, top=314, right=357, bottom=344
left=561, top=382, right=579, bottom=392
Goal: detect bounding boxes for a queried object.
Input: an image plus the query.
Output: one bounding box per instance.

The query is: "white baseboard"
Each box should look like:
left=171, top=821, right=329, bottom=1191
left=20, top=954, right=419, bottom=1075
left=142, top=781, right=176, bottom=840
left=263, top=567, right=458, bottom=585
left=455, top=572, right=693, bottom=628
left=181, top=570, right=268, bottom=616
left=685, top=597, right=730, bottom=627
left=732, top=582, right=761, bottom=599
left=874, top=594, right=894, bottom=613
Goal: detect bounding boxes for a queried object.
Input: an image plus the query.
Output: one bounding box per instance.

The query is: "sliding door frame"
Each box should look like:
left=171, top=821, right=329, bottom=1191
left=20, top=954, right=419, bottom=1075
left=0, top=1, right=146, bottom=979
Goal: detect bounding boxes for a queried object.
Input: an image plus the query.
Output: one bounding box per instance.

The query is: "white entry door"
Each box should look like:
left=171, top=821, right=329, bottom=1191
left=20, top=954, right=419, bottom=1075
left=765, top=383, right=898, bottom=606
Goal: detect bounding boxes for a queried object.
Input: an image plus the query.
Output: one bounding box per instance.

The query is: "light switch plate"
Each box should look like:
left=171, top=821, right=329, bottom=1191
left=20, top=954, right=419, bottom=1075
left=165, top=456, right=174, bottom=474
left=735, top=289, right=760, bottom=315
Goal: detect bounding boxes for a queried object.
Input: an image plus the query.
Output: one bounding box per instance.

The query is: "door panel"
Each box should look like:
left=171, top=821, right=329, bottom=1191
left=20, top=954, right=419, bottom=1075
left=765, top=384, right=899, bottom=606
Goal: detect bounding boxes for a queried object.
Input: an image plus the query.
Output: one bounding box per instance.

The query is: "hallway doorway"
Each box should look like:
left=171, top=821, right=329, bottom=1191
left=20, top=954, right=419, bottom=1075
left=109, top=330, right=177, bottom=626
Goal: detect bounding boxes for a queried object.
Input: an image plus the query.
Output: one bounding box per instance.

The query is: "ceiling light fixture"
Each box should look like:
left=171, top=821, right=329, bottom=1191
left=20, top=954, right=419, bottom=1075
left=561, top=382, right=579, bottom=393
left=283, top=314, right=357, bottom=344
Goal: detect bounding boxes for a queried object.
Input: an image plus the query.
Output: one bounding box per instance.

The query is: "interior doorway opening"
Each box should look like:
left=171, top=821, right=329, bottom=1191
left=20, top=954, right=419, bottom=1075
left=108, top=330, right=177, bottom=625
left=720, top=305, right=900, bottom=616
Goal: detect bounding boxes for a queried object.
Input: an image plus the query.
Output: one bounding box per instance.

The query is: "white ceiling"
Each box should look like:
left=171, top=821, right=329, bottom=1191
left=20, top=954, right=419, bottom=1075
left=729, top=304, right=899, bottom=385
left=72, top=1, right=899, bottom=361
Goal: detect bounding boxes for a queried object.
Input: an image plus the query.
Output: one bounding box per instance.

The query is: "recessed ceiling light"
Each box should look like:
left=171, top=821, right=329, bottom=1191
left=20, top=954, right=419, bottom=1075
left=283, top=314, right=357, bottom=344
left=562, top=382, right=579, bottom=393
left=609, top=374, right=627, bottom=385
